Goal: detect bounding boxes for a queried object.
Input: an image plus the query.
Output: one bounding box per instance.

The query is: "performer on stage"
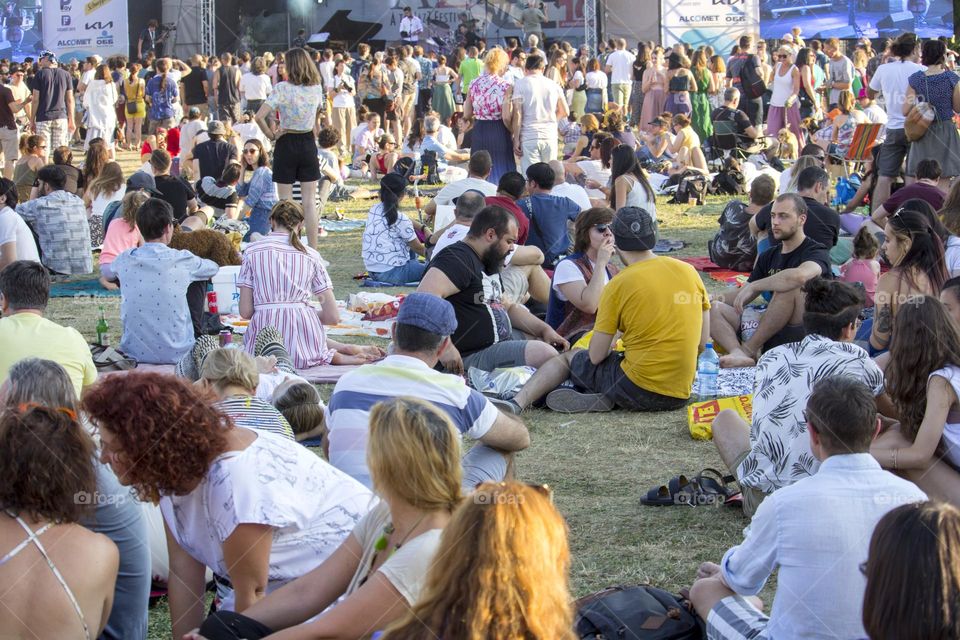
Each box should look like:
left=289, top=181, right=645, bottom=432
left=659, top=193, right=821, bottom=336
left=138, top=19, right=166, bottom=60
left=399, top=6, right=424, bottom=46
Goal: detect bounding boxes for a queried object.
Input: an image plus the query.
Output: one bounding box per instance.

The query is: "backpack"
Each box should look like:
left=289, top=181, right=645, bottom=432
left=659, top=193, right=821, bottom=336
left=708, top=200, right=757, bottom=272
left=420, top=150, right=441, bottom=185
left=391, top=156, right=416, bottom=181
left=711, top=167, right=745, bottom=196
left=668, top=170, right=709, bottom=205
left=739, top=55, right=766, bottom=100
left=575, top=585, right=704, bottom=640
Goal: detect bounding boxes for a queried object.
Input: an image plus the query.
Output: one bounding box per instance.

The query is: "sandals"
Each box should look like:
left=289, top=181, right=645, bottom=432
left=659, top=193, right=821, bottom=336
left=641, top=469, right=742, bottom=508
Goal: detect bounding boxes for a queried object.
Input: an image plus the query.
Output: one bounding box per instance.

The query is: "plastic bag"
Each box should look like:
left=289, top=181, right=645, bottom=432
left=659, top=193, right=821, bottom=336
left=468, top=366, right=536, bottom=399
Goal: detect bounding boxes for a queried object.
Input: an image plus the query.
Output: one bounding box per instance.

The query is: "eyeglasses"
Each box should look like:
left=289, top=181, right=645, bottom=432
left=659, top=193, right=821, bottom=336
left=777, top=54, right=788, bottom=59
left=594, top=223, right=610, bottom=232
left=243, top=148, right=258, bottom=154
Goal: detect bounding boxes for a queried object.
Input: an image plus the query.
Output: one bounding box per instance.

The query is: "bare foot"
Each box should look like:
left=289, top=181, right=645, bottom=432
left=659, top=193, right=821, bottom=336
left=720, top=348, right=756, bottom=368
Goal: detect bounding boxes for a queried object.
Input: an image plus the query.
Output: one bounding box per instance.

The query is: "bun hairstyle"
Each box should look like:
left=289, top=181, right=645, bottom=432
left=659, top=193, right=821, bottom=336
left=379, top=173, right=408, bottom=226
left=269, top=200, right=307, bottom=253
left=801, top=277, right=864, bottom=340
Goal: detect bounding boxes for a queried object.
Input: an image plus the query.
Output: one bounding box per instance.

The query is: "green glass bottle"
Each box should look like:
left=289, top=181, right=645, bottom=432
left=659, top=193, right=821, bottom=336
left=96, top=306, right=110, bottom=346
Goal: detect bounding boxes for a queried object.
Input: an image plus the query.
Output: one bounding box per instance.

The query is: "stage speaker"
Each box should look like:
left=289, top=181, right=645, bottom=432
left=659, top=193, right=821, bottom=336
left=812, top=26, right=858, bottom=39
left=876, top=12, right=915, bottom=30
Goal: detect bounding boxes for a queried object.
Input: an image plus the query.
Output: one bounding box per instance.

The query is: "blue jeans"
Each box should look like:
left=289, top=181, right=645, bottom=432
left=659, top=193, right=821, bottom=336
left=370, top=257, right=427, bottom=285
left=636, top=144, right=668, bottom=163
left=244, top=204, right=272, bottom=240
left=84, top=461, right=150, bottom=640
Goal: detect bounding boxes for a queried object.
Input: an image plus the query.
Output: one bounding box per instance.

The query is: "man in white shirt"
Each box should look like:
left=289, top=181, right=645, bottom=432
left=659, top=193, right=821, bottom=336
left=424, top=150, right=497, bottom=221
left=868, top=32, right=924, bottom=212
left=690, top=376, right=925, bottom=640
left=317, top=49, right=335, bottom=90
left=548, top=160, right=590, bottom=212
left=506, top=54, right=568, bottom=171
left=504, top=48, right=526, bottom=85
left=604, top=38, right=635, bottom=112
left=398, top=6, right=424, bottom=46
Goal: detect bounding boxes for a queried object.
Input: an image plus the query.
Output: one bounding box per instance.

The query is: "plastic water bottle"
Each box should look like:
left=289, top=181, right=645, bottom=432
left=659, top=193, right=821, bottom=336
left=695, top=343, right=720, bottom=401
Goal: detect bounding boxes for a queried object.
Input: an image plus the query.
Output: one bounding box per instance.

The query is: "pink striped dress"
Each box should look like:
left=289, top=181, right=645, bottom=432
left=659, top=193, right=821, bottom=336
left=238, top=232, right=336, bottom=368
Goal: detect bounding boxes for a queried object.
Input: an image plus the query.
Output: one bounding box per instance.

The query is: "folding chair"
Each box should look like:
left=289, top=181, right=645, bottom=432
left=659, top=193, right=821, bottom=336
left=844, top=123, right=883, bottom=176
left=708, top=119, right=774, bottom=170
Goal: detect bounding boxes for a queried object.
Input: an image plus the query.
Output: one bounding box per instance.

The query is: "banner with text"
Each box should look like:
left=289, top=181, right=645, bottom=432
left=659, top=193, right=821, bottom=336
left=661, top=0, right=759, bottom=56
left=42, top=0, right=128, bottom=61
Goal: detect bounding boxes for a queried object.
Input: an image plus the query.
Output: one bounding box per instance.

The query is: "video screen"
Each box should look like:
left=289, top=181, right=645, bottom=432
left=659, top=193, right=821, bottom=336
left=760, top=0, right=953, bottom=41
left=0, top=0, right=42, bottom=61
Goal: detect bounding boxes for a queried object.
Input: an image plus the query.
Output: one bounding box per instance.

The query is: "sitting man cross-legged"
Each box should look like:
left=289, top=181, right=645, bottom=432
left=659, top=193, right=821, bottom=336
left=327, top=292, right=529, bottom=490
left=689, top=376, right=926, bottom=640
left=710, top=278, right=885, bottom=517
left=418, top=205, right=570, bottom=374
left=102, top=198, right=219, bottom=364
left=501, top=206, right=710, bottom=414
left=711, top=193, right=831, bottom=368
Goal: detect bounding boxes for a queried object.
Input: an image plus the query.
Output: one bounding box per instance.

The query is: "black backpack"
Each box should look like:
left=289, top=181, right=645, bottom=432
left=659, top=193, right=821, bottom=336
left=708, top=200, right=757, bottom=272
left=711, top=168, right=745, bottom=196
left=575, top=585, right=704, bottom=640
left=391, top=156, right=417, bottom=181
left=739, top=55, right=766, bottom=99
left=669, top=170, right=709, bottom=205
left=420, top=150, right=441, bottom=185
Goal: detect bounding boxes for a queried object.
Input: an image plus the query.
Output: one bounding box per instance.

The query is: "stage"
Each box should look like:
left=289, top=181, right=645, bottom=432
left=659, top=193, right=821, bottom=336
left=760, top=0, right=953, bottom=39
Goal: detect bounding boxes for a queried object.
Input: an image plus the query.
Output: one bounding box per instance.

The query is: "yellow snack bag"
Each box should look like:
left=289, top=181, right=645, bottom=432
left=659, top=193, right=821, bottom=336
left=687, top=394, right=753, bottom=441
left=572, top=330, right=625, bottom=352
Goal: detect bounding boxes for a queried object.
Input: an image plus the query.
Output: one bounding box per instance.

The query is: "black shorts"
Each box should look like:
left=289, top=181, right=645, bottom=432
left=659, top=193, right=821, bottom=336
left=877, top=128, right=909, bottom=178
left=568, top=350, right=688, bottom=412
left=272, top=132, right=321, bottom=184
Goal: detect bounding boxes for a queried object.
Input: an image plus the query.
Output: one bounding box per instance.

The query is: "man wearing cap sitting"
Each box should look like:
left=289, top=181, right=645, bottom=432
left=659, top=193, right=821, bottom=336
left=500, top=206, right=710, bottom=413
left=188, top=119, right=238, bottom=181
left=16, top=165, right=92, bottom=275
left=327, top=292, right=530, bottom=490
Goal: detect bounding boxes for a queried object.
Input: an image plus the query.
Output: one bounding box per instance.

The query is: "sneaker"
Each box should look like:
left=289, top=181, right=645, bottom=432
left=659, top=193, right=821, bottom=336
left=489, top=397, right=523, bottom=415
left=545, top=388, right=615, bottom=413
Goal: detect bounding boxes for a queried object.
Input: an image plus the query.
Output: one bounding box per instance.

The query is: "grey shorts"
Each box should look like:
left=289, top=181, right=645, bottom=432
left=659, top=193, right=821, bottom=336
left=568, top=350, right=688, bottom=412
left=461, top=444, right=508, bottom=491
left=877, top=127, right=909, bottom=178
left=461, top=339, right=529, bottom=372
left=706, top=595, right=770, bottom=639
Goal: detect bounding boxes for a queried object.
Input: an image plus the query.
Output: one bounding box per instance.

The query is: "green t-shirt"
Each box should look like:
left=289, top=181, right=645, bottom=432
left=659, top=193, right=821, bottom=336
left=459, top=57, right=483, bottom=95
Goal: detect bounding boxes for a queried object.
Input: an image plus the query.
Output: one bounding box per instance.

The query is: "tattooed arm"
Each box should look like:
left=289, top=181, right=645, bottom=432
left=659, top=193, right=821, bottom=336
left=869, top=273, right=897, bottom=352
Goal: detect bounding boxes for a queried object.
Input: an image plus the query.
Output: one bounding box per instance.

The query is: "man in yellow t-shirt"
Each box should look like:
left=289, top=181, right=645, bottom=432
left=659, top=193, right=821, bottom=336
left=503, top=207, right=710, bottom=414
left=0, top=261, right=97, bottom=397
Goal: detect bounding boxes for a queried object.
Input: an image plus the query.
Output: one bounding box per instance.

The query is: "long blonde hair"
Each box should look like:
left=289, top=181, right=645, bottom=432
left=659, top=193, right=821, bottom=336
left=381, top=481, right=575, bottom=640
left=269, top=200, right=307, bottom=253
left=367, top=397, right=462, bottom=511
left=87, top=161, right=124, bottom=199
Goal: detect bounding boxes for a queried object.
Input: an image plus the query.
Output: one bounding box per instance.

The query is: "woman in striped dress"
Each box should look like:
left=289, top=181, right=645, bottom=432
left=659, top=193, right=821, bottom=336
left=238, top=201, right=384, bottom=368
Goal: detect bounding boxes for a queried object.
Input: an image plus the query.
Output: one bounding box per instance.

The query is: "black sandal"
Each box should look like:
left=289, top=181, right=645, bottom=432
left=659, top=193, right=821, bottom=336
left=695, top=468, right=743, bottom=507
left=641, top=474, right=698, bottom=507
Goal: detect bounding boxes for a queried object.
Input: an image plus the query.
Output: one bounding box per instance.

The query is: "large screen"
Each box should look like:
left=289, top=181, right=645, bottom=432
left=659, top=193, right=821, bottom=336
left=0, top=0, right=43, bottom=61
left=760, top=0, right=953, bottom=41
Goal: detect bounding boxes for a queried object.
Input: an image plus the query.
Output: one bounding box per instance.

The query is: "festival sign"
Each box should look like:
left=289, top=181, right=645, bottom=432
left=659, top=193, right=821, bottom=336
left=42, top=0, right=128, bottom=61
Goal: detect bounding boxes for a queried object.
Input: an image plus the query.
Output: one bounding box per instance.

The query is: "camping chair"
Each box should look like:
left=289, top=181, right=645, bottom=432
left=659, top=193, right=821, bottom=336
left=843, top=123, right=883, bottom=177
left=707, top=120, right=774, bottom=170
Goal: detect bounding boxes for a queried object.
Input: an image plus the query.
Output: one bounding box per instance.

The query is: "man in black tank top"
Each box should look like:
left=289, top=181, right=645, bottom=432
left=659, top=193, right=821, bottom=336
left=213, top=52, right=241, bottom=124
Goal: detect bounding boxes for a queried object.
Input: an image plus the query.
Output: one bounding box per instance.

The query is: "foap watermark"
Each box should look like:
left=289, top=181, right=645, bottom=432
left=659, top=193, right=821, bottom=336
left=472, top=491, right=527, bottom=506
left=74, top=491, right=127, bottom=507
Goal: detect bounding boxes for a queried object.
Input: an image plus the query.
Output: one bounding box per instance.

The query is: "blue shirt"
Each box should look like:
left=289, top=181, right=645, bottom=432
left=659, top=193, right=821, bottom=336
left=420, top=134, right=450, bottom=162
left=517, top=193, right=581, bottom=264
left=720, top=454, right=926, bottom=639
left=145, top=74, right=178, bottom=120
left=416, top=56, right=433, bottom=91
left=104, top=242, right=218, bottom=363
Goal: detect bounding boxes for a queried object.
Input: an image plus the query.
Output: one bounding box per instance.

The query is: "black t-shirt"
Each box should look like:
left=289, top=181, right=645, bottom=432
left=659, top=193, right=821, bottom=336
left=155, top=174, right=196, bottom=222
left=711, top=106, right=752, bottom=137
left=193, top=138, right=237, bottom=181
left=427, top=241, right=512, bottom=356
left=34, top=67, right=72, bottom=121
left=182, top=66, right=207, bottom=105
left=749, top=236, right=832, bottom=283
left=754, top=196, right=840, bottom=249
left=0, top=85, right=16, bottom=130
left=39, top=164, right=83, bottom=196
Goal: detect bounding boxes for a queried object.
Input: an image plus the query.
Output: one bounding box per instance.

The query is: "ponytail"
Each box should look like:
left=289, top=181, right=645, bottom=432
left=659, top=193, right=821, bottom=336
left=381, top=187, right=399, bottom=226
left=269, top=200, right=307, bottom=253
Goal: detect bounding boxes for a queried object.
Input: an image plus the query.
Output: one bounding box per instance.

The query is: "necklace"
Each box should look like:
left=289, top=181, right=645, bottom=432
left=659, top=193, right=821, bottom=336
left=374, top=511, right=429, bottom=555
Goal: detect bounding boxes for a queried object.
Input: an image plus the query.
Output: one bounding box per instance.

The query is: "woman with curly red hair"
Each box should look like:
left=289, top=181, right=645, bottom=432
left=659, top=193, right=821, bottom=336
left=82, top=372, right=373, bottom=639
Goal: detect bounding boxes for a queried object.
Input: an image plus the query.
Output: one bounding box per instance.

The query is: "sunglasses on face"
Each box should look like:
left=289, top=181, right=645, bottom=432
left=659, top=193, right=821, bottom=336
left=243, top=148, right=258, bottom=154
left=594, top=223, right=610, bottom=232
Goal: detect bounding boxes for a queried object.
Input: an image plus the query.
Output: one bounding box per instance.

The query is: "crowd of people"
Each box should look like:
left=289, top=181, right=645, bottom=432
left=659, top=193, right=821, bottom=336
left=0, top=15, right=959, bottom=639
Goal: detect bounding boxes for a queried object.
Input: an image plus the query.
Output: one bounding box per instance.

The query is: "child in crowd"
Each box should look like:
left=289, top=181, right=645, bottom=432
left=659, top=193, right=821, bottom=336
left=559, top=113, right=582, bottom=158
left=98, top=190, right=148, bottom=290
left=840, top=226, right=881, bottom=308
left=199, top=347, right=295, bottom=440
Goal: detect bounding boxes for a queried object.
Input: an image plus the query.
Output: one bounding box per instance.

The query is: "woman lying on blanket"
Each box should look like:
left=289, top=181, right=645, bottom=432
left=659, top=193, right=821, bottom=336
left=238, top=200, right=385, bottom=367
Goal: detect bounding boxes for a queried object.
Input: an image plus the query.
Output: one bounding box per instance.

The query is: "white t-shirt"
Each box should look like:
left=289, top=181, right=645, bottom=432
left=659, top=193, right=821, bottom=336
left=868, top=60, right=925, bottom=130
left=318, top=60, right=336, bottom=89
left=232, top=121, right=271, bottom=152
left=551, top=257, right=609, bottom=301
left=362, top=203, right=417, bottom=272
left=551, top=182, right=592, bottom=212
left=946, top=236, right=960, bottom=277
left=606, top=49, right=636, bottom=84
left=239, top=73, right=272, bottom=101
left=585, top=70, right=608, bottom=90
left=432, top=176, right=498, bottom=207
left=0, top=206, right=39, bottom=263
left=513, top=73, right=566, bottom=140
left=80, top=68, right=95, bottom=87
left=180, top=120, right=206, bottom=156
left=91, top=185, right=126, bottom=219
left=331, top=74, right=355, bottom=109
left=503, top=66, right=524, bottom=85
left=159, top=430, right=372, bottom=612
left=432, top=222, right=469, bottom=256
left=930, top=365, right=960, bottom=468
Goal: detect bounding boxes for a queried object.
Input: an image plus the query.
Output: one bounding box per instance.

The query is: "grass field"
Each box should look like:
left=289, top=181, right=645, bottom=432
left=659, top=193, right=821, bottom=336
left=47, top=152, right=774, bottom=638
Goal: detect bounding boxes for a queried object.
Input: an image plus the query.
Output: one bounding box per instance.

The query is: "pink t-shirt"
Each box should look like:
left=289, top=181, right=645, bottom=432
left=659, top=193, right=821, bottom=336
left=99, top=218, right=142, bottom=266
left=840, top=258, right=879, bottom=307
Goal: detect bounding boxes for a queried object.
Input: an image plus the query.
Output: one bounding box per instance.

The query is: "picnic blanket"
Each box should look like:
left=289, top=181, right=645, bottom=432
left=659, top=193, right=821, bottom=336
left=360, top=279, right=420, bottom=288
left=321, top=218, right=366, bottom=233
left=709, top=271, right=749, bottom=286
left=679, top=257, right=728, bottom=272
left=50, top=279, right=120, bottom=298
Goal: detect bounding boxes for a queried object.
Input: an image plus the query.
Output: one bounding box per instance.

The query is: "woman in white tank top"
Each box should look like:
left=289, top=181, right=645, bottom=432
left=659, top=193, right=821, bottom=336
left=766, top=47, right=804, bottom=146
